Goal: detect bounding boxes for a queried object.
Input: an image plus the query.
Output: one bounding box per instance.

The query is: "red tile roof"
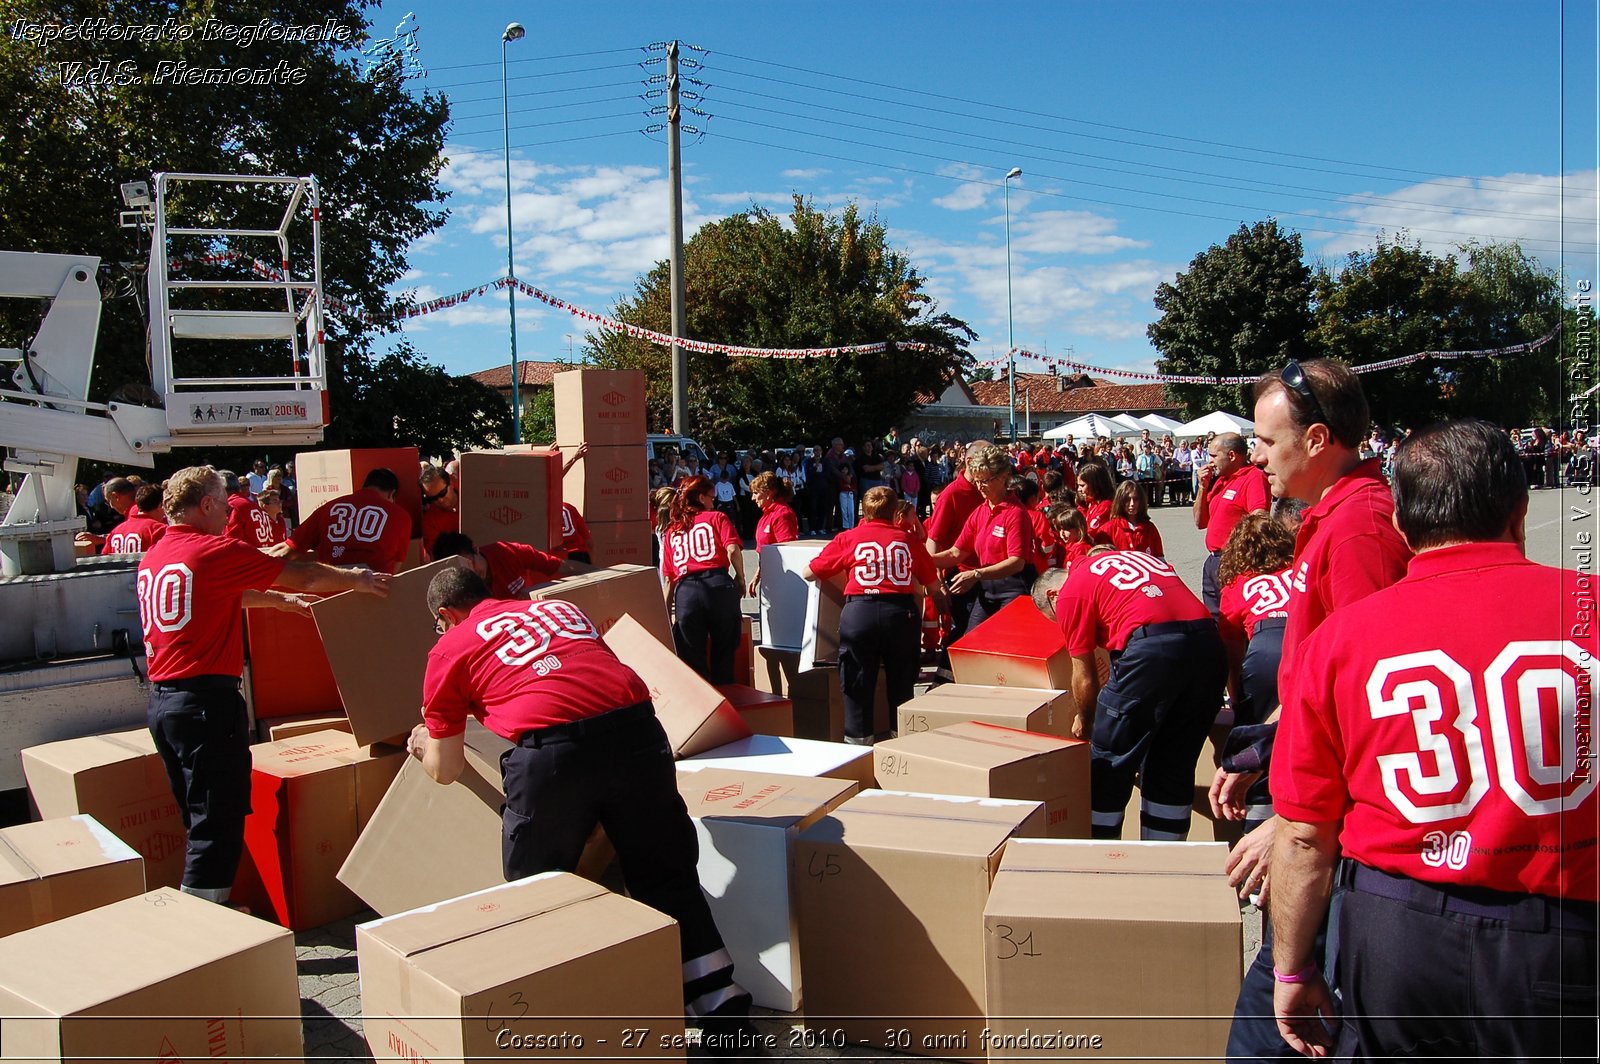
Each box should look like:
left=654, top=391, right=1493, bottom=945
left=466, top=361, right=568, bottom=389
left=964, top=372, right=1176, bottom=414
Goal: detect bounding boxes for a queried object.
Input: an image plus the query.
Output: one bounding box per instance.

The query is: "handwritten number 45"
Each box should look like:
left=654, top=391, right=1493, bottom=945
left=807, top=852, right=841, bottom=881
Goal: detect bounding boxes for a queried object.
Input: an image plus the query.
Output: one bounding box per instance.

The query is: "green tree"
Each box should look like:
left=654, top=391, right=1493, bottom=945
left=343, top=343, right=513, bottom=457
left=1147, top=220, right=1313, bottom=417
left=590, top=197, right=975, bottom=446
left=0, top=1, right=505, bottom=453
left=520, top=387, right=557, bottom=445
left=1448, top=242, right=1566, bottom=428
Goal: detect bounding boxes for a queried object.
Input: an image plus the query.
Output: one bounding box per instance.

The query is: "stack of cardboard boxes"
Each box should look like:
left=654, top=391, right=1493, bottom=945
left=555, top=369, right=653, bottom=566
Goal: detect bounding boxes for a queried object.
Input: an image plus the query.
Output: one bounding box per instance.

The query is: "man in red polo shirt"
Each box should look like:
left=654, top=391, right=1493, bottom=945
left=1194, top=431, right=1269, bottom=615
left=1270, top=420, right=1596, bottom=1060
left=1034, top=548, right=1224, bottom=840
left=139, top=466, right=389, bottom=906
left=221, top=470, right=274, bottom=550
left=925, top=440, right=999, bottom=680
left=419, top=461, right=459, bottom=562
left=1220, top=358, right=1411, bottom=1063
left=430, top=531, right=569, bottom=599
left=407, top=567, right=755, bottom=1047
left=102, top=483, right=169, bottom=554
left=278, top=468, right=413, bottom=573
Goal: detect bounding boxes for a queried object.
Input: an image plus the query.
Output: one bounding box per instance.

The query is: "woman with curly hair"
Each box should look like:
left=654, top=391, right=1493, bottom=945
left=662, top=475, right=744, bottom=683
left=929, top=445, right=1036, bottom=631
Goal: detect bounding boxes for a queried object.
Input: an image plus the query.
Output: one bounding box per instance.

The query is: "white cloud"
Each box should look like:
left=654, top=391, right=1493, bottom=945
left=1012, top=210, right=1150, bottom=255
left=932, top=163, right=991, bottom=211
left=1316, top=170, right=1600, bottom=268
left=781, top=168, right=829, bottom=180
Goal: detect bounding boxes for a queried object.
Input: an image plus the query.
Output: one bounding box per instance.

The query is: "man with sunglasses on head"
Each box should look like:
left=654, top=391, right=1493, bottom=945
left=406, top=567, right=758, bottom=1053
left=1219, top=357, right=1410, bottom=1063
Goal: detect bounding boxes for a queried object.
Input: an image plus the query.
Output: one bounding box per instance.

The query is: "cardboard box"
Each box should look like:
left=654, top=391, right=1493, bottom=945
left=339, top=723, right=614, bottom=917
left=295, top=446, right=422, bottom=549
left=311, top=558, right=452, bottom=747
left=898, top=685, right=1076, bottom=739
left=736, top=615, right=754, bottom=686
left=983, top=840, right=1242, bottom=1061
left=0, top=815, right=145, bottom=937
left=245, top=605, right=343, bottom=720
left=232, top=729, right=404, bottom=930
left=458, top=448, right=562, bottom=551
left=358, top=872, right=685, bottom=1063
left=716, top=684, right=794, bottom=737
left=948, top=597, right=1113, bottom=697
left=563, top=445, right=650, bottom=525
left=602, top=615, right=752, bottom=758
left=1120, top=719, right=1244, bottom=845
left=585, top=519, right=654, bottom=567
left=793, top=790, right=1046, bottom=1059
left=20, top=728, right=187, bottom=889
left=262, top=712, right=351, bottom=742
left=873, top=723, right=1091, bottom=839
left=680, top=734, right=876, bottom=790
left=553, top=368, right=648, bottom=447
left=799, top=558, right=847, bottom=670
left=677, top=767, right=858, bottom=1010
left=529, top=563, right=672, bottom=647
left=0, top=888, right=302, bottom=1061
left=752, top=647, right=889, bottom=742
left=757, top=543, right=827, bottom=651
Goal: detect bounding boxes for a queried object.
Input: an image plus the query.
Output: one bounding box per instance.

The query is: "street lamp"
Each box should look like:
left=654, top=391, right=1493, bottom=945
left=501, top=22, right=526, bottom=442
left=998, top=164, right=1024, bottom=444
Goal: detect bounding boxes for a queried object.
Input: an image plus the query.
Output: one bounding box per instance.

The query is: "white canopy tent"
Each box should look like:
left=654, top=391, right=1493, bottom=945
left=1042, top=413, right=1146, bottom=440
left=1138, top=414, right=1186, bottom=434
left=1179, top=410, right=1255, bottom=436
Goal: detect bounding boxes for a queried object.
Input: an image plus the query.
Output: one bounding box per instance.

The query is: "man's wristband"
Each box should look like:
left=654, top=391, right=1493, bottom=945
left=1272, top=963, right=1319, bottom=985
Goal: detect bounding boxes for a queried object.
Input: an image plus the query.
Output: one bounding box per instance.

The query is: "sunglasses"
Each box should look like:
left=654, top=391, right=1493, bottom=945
left=1280, top=360, right=1331, bottom=431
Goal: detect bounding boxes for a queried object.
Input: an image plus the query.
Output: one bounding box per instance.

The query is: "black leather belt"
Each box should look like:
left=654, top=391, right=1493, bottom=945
left=1343, top=860, right=1596, bottom=933
left=516, top=699, right=654, bottom=748
left=153, top=675, right=241, bottom=692
left=846, top=593, right=914, bottom=604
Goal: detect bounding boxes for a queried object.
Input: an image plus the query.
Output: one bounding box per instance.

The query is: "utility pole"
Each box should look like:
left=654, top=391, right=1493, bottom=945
left=667, top=41, right=688, bottom=435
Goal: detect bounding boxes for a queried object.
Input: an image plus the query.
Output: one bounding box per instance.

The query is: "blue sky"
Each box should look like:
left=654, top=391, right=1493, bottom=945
left=381, top=0, right=1599, bottom=379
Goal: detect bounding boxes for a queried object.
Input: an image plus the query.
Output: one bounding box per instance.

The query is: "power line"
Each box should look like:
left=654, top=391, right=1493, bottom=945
left=419, top=46, right=647, bottom=75
left=443, top=130, right=644, bottom=159
left=446, top=79, right=646, bottom=112
left=712, top=49, right=1569, bottom=198
left=450, top=96, right=649, bottom=137
left=422, top=60, right=650, bottom=92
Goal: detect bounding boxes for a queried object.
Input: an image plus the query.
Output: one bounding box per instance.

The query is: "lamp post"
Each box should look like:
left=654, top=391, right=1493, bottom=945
left=501, top=22, right=526, bottom=443
left=1004, top=166, right=1017, bottom=438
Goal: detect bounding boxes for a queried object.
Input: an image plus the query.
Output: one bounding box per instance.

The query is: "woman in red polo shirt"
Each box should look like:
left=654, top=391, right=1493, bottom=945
left=746, top=471, right=799, bottom=597
left=803, top=486, right=940, bottom=744
left=1077, top=460, right=1116, bottom=544
left=929, top=445, right=1036, bottom=632
left=662, top=475, right=744, bottom=684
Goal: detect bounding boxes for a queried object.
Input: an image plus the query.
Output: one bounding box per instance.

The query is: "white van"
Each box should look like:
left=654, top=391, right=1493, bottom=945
left=646, top=434, right=709, bottom=464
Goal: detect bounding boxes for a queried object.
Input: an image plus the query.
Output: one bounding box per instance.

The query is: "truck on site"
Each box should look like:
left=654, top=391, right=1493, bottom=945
left=0, top=173, right=328, bottom=794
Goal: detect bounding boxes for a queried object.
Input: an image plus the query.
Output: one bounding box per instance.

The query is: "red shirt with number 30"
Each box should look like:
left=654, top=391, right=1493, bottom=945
left=423, top=598, right=651, bottom=740
left=808, top=519, right=937, bottom=595
left=289, top=488, right=412, bottom=573
left=663, top=511, right=740, bottom=581
left=137, top=525, right=287, bottom=681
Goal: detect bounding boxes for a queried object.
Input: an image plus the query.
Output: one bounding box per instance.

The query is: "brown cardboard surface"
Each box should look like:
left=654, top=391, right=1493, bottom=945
left=245, top=602, right=344, bottom=719
left=897, top=685, right=1075, bottom=738
left=233, top=730, right=404, bottom=930
left=677, top=768, right=858, bottom=1011
left=262, top=712, right=351, bottom=742
left=553, top=369, right=648, bottom=448
left=0, top=888, right=302, bottom=1061
left=793, top=790, right=1045, bottom=1059
left=20, top=729, right=187, bottom=889
left=357, top=872, right=685, bottom=1062
left=872, top=723, right=1091, bottom=839
left=585, top=520, right=655, bottom=568
left=603, top=615, right=752, bottom=757
left=716, top=683, right=795, bottom=737
left=680, top=735, right=877, bottom=791
left=295, top=446, right=423, bottom=551
left=563, top=445, right=650, bottom=525
left=0, top=815, right=145, bottom=937
left=752, top=647, right=889, bottom=742
left=311, top=557, right=452, bottom=747
left=529, top=564, right=672, bottom=647
left=459, top=448, right=562, bottom=551
left=983, top=839, right=1241, bottom=1061
left=339, top=723, right=614, bottom=917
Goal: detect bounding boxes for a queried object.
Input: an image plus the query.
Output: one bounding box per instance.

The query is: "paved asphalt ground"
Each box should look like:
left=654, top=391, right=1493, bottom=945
left=109, top=483, right=1600, bottom=1059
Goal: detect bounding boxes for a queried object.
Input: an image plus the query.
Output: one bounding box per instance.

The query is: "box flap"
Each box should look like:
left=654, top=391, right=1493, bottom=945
left=249, top=729, right=368, bottom=779
left=602, top=615, right=751, bottom=757
left=715, top=685, right=792, bottom=712
left=676, top=767, right=857, bottom=829
left=998, top=837, right=1230, bottom=876
left=313, top=558, right=453, bottom=746
left=799, top=789, right=1042, bottom=855
left=948, top=596, right=1065, bottom=655
left=530, top=565, right=672, bottom=649
left=0, top=815, right=141, bottom=879
left=679, top=734, right=867, bottom=777
left=0, top=889, right=290, bottom=1015
left=359, top=872, right=609, bottom=958
left=910, top=685, right=1068, bottom=707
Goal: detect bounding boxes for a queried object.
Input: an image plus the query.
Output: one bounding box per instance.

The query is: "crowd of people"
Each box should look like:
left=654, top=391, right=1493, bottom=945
left=41, top=356, right=1593, bottom=1061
